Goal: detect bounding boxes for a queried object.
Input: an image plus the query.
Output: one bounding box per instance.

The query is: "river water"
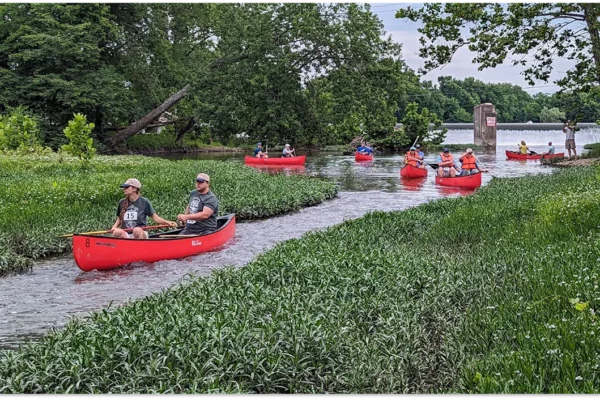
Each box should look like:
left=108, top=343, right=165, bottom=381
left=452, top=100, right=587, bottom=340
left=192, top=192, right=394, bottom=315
left=2, top=128, right=600, bottom=349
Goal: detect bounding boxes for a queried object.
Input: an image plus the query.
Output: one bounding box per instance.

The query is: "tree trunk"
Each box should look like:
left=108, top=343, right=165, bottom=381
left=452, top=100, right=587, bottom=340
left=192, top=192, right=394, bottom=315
left=109, top=84, right=191, bottom=148
left=176, top=117, right=196, bottom=144
left=583, top=4, right=600, bottom=85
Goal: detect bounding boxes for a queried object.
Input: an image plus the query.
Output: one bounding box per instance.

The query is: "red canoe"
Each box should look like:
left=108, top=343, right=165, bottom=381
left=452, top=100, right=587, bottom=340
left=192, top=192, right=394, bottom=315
left=435, top=172, right=482, bottom=189
left=505, top=150, right=565, bottom=160
left=244, top=155, right=306, bottom=165
left=400, top=164, right=428, bottom=178
left=73, top=214, right=236, bottom=271
left=355, top=153, right=373, bottom=162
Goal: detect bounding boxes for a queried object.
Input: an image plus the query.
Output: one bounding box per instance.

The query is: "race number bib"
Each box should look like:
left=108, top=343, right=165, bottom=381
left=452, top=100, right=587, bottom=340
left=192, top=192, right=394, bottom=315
left=124, top=211, right=138, bottom=221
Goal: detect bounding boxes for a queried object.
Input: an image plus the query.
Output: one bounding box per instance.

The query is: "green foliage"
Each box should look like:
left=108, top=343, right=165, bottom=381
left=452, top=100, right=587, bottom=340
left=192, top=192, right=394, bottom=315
left=401, top=102, right=447, bottom=146
left=397, top=3, right=600, bottom=91
left=0, top=106, right=41, bottom=151
left=61, top=114, right=96, bottom=167
left=538, top=107, right=566, bottom=123
left=1, top=167, right=600, bottom=392
left=0, top=154, right=337, bottom=275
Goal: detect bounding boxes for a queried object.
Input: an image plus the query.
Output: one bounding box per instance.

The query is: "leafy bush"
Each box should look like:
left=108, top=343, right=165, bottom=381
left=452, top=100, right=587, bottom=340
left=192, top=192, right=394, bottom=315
left=0, top=106, right=42, bottom=151
left=61, top=114, right=96, bottom=167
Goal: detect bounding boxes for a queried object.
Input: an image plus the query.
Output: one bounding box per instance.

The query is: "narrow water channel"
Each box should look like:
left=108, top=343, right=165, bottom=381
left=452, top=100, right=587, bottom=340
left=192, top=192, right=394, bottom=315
left=1, top=129, right=599, bottom=349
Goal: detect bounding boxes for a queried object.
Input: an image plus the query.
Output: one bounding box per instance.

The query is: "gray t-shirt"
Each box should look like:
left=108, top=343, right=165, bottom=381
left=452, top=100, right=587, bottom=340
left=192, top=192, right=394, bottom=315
left=116, top=197, right=155, bottom=229
left=185, top=190, right=218, bottom=234
left=565, top=126, right=575, bottom=140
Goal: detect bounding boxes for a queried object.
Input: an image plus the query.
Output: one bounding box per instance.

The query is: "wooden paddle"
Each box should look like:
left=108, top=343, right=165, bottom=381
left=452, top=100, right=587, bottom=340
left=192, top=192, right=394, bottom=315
left=59, top=224, right=173, bottom=238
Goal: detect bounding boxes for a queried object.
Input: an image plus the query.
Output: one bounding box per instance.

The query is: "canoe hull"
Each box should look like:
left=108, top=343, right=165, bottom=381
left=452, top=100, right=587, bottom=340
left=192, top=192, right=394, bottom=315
left=400, top=164, right=428, bottom=178
left=73, top=214, right=236, bottom=272
left=506, top=150, right=564, bottom=160
left=435, top=173, right=482, bottom=189
left=355, top=153, right=373, bottom=162
left=244, top=155, right=306, bottom=165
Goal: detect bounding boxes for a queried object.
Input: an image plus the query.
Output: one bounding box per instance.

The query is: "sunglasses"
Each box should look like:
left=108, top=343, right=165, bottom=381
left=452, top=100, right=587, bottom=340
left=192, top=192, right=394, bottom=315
left=196, top=179, right=207, bottom=183
left=120, top=185, right=131, bottom=189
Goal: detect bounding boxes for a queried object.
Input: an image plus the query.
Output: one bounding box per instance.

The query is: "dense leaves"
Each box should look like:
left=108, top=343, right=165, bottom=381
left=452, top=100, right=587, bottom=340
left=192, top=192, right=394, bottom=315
left=1, top=167, right=599, bottom=392
left=0, top=154, right=337, bottom=275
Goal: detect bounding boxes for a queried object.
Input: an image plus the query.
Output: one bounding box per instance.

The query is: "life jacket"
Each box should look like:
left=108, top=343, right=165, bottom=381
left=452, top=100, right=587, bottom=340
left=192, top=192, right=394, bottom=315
left=405, top=151, right=419, bottom=167
left=461, top=154, right=477, bottom=170
left=439, top=152, right=454, bottom=165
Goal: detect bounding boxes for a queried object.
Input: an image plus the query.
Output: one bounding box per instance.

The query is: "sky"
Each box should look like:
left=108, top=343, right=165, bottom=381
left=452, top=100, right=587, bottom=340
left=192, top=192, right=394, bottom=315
left=372, top=2, right=575, bottom=94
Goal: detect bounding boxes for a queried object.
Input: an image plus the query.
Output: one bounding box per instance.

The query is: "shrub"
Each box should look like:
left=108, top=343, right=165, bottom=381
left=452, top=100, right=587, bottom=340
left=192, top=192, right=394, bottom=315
left=61, top=114, right=96, bottom=167
left=0, top=106, right=42, bottom=151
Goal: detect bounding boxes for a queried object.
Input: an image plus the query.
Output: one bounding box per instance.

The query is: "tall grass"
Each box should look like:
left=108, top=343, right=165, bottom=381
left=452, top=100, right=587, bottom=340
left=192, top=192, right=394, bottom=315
left=0, top=153, right=337, bottom=275
left=0, top=167, right=598, bottom=393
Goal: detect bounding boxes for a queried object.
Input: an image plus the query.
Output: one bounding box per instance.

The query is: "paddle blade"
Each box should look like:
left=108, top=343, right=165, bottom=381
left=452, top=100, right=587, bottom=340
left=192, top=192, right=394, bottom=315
left=428, top=163, right=439, bottom=170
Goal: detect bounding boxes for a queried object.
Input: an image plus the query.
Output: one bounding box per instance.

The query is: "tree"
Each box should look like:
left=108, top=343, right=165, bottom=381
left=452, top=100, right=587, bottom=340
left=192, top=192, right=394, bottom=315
left=401, top=102, right=447, bottom=146
left=396, top=3, right=600, bottom=91
left=539, top=106, right=565, bottom=122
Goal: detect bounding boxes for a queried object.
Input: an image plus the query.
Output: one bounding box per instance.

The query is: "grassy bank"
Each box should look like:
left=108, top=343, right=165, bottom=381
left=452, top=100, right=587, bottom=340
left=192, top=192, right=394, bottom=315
left=0, top=154, right=337, bottom=276
left=1, top=167, right=599, bottom=393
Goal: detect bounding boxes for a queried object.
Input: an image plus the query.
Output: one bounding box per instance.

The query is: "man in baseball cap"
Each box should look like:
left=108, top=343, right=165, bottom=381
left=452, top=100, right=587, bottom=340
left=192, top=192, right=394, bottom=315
left=177, top=173, right=219, bottom=236
left=458, top=148, right=486, bottom=176
left=282, top=143, right=295, bottom=157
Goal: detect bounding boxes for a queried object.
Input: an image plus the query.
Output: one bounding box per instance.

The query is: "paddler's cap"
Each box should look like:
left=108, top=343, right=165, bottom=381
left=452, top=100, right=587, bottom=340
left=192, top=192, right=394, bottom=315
left=120, top=178, right=141, bottom=189
left=410, top=146, right=416, bottom=151
left=443, top=147, right=450, bottom=153
left=466, top=148, right=473, bottom=153
left=257, top=142, right=262, bottom=146
left=415, top=144, right=421, bottom=148
left=196, top=173, right=210, bottom=183
left=285, top=144, right=290, bottom=147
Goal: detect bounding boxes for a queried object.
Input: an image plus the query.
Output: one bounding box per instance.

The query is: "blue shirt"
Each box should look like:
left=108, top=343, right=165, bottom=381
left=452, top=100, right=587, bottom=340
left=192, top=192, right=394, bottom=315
left=547, top=145, right=555, bottom=154
left=418, top=150, right=424, bottom=159
left=364, top=147, right=373, bottom=155
left=253, top=147, right=262, bottom=156
left=356, top=146, right=365, bottom=153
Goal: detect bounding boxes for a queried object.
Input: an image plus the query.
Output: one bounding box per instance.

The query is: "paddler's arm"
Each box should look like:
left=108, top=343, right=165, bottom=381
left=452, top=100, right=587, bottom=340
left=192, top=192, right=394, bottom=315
left=178, top=206, right=215, bottom=222
left=110, top=217, right=122, bottom=232
left=150, top=213, right=177, bottom=227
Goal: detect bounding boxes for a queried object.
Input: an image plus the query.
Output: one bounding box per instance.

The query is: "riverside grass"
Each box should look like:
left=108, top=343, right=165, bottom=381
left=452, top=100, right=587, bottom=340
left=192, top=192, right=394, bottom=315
left=0, top=153, right=337, bottom=275
left=1, top=168, right=599, bottom=393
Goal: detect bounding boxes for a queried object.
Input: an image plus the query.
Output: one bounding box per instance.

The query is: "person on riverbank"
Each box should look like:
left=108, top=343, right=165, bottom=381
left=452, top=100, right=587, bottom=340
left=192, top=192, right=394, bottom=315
left=282, top=144, right=295, bottom=157
left=177, top=173, right=219, bottom=235
left=111, top=178, right=177, bottom=239
left=458, top=148, right=486, bottom=175
left=563, top=120, right=577, bottom=158
left=542, top=141, right=555, bottom=156
left=437, top=148, right=458, bottom=177
left=404, top=146, right=426, bottom=168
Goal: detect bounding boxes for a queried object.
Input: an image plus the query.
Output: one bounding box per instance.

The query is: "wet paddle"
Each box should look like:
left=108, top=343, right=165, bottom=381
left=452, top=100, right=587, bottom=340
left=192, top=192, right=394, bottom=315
left=59, top=224, right=173, bottom=238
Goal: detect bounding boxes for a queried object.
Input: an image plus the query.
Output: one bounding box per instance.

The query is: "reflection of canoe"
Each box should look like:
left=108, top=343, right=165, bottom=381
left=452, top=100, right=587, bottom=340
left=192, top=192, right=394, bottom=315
left=247, top=165, right=306, bottom=175
left=355, top=153, right=373, bottom=162
left=401, top=176, right=426, bottom=191
left=400, top=164, right=428, bottom=178
left=244, top=155, right=306, bottom=165
left=505, top=150, right=564, bottom=160
left=73, top=214, right=236, bottom=272
left=435, top=172, right=481, bottom=189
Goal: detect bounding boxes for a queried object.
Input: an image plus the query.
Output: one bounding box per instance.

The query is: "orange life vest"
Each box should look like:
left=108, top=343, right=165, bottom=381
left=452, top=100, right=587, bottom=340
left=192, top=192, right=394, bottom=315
left=405, top=151, right=419, bottom=167
left=460, top=154, right=477, bottom=170
left=439, top=152, right=454, bottom=165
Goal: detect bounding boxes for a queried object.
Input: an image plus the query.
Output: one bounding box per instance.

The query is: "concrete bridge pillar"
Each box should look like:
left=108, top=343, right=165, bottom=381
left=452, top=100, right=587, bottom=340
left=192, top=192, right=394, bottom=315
left=474, top=103, right=497, bottom=148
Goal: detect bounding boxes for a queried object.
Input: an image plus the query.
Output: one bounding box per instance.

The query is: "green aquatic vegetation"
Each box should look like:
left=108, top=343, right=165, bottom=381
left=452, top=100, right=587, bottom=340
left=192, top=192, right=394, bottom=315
left=1, top=166, right=599, bottom=393
left=0, top=153, right=337, bottom=275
